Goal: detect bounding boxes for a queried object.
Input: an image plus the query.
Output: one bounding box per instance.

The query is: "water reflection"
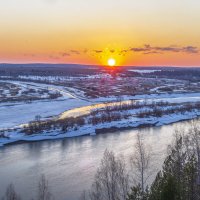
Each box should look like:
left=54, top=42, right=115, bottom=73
left=0, top=121, right=191, bottom=200
left=59, top=95, right=200, bottom=119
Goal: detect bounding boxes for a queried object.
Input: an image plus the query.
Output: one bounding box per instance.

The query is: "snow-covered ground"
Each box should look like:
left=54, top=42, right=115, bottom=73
left=1, top=82, right=200, bottom=130
left=0, top=80, right=84, bottom=100
left=0, top=98, right=90, bottom=129
left=128, top=69, right=162, bottom=73
left=0, top=81, right=61, bottom=101
left=1, top=109, right=199, bottom=147
left=1, top=79, right=200, bottom=147
left=1, top=74, right=112, bottom=82
left=91, top=92, right=200, bottom=104
left=0, top=80, right=90, bottom=129
left=1, top=80, right=200, bottom=127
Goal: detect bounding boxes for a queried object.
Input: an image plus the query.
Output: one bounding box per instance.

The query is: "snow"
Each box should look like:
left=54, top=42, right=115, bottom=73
left=91, top=92, right=200, bottom=104
left=1, top=104, right=200, bottom=147
left=1, top=81, right=200, bottom=130
left=128, top=70, right=162, bottom=73
left=0, top=99, right=90, bottom=129
left=1, top=74, right=112, bottom=82
left=1, top=79, right=200, bottom=147
left=0, top=80, right=90, bottom=129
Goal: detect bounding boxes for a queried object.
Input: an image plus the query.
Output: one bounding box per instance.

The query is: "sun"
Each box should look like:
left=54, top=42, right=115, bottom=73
left=108, top=58, right=116, bottom=67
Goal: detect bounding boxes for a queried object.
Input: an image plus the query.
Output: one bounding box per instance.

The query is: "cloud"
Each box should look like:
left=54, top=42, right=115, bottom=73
left=70, top=50, right=80, bottom=55
left=24, top=44, right=198, bottom=60
left=91, top=45, right=199, bottom=56
left=129, top=44, right=199, bottom=54
left=143, top=51, right=161, bottom=55
left=93, top=50, right=103, bottom=54
left=59, top=50, right=83, bottom=57
left=130, top=44, right=151, bottom=52
left=182, top=46, right=199, bottom=54
left=83, top=49, right=88, bottom=54
left=59, top=52, right=71, bottom=57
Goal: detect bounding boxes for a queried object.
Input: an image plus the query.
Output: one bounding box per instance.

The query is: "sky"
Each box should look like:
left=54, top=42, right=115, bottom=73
left=0, top=0, right=200, bottom=66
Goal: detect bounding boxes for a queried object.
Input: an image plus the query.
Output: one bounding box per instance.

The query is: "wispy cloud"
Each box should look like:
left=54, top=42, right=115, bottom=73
left=93, top=50, right=103, bottom=54
left=58, top=50, right=83, bottom=58
left=70, top=50, right=80, bottom=55
left=90, top=44, right=199, bottom=57
left=129, top=44, right=199, bottom=54
left=59, top=52, right=71, bottom=57
left=110, top=49, right=115, bottom=53
left=23, top=44, right=199, bottom=61
left=182, top=46, right=199, bottom=54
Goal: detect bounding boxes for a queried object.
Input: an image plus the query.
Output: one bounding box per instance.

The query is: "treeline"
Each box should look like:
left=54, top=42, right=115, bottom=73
left=21, top=101, right=200, bottom=136
left=0, top=64, right=101, bottom=77
left=90, top=100, right=171, bottom=116
left=23, top=116, right=85, bottom=135
left=82, top=121, right=200, bottom=200
left=21, top=101, right=169, bottom=135
left=137, top=101, right=200, bottom=118
left=150, top=69, right=200, bottom=81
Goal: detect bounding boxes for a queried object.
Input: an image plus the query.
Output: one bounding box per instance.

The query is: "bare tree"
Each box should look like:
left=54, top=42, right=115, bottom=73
left=116, top=96, right=124, bottom=109
left=89, top=150, right=129, bottom=200
left=37, top=175, right=53, bottom=200
left=2, top=184, right=21, bottom=200
left=178, top=122, right=200, bottom=199
left=130, top=133, right=151, bottom=194
left=35, top=115, right=41, bottom=122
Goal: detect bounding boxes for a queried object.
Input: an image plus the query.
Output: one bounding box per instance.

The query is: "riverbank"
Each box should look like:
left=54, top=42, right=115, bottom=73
left=1, top=108, right=199, bottom=147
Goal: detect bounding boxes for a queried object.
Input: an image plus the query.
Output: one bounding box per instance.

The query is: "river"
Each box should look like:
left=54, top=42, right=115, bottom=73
left=0, top=120, right=191, bottom=200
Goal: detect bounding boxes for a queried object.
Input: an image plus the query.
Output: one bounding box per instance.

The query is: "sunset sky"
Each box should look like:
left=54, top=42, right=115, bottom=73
left=0, top=0, right=200, bottom=66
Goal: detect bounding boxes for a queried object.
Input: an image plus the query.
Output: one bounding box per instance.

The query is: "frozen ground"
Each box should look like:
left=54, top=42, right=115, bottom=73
left=1, top=77, right=200, bottom=147
left=1, top=107, right=200, bottom=147
left=0, top=98, right=90, bottom=129
left=0, top=81, right=62, bottom=103
left=1, top=79, right=200, bottom=129
left=128, top=69, right=162, bottom=73
left=0, top=80, right=90, bottom=129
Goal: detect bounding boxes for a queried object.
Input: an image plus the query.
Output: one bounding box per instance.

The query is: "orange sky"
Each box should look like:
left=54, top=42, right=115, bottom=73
left=0, top=0, right=200, bottom=66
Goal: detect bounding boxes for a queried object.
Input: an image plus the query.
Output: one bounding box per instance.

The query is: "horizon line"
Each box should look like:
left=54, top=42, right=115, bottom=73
left=0, top=63, right=200, bottom=68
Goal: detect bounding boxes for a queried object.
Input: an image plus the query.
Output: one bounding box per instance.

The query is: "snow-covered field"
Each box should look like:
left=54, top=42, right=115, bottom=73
left=1, top=74, right=112, bottom=83
left=1, top=80, right=200, bottom=130
left=0, top=81, right=62, bottom=102
left=128, top=69, right=162, bottom=73
left=0, top=99, right=90, bottom=129
left=91, top=92, right=200, bottom=104
left=1, top=78, right=200, bottom=147
left=0, top=80, right=90, bottom=129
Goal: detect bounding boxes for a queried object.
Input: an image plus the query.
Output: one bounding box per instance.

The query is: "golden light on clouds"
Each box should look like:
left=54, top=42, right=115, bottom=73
left=92, top=45, right=127, bottom=66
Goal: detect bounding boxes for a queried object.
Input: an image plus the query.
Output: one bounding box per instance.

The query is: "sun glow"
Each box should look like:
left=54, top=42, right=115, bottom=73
left=108, top=58, right=116, bottom=66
